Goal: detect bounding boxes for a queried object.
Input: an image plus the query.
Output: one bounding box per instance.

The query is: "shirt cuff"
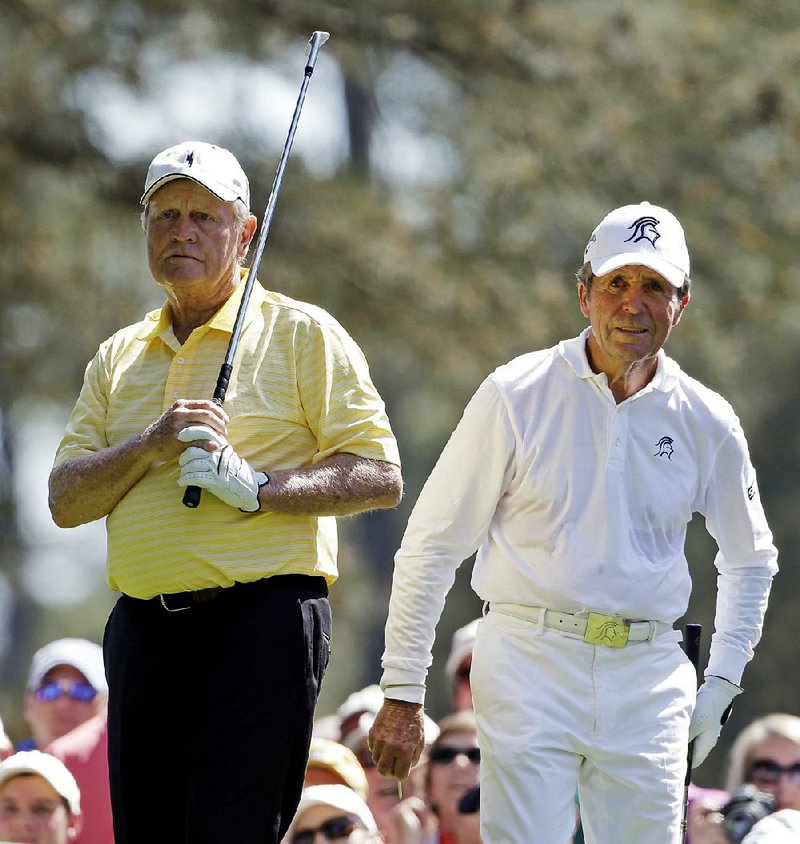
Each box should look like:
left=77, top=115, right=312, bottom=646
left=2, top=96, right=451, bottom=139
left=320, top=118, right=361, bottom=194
left=380, top=683, right=426, bottom=706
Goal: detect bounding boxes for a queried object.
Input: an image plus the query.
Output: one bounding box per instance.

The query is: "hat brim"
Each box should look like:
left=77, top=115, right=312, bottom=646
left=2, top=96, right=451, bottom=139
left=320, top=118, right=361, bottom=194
left=140, top=174, right=243, bottom=206
left=590, top=253, right=686, bottom=287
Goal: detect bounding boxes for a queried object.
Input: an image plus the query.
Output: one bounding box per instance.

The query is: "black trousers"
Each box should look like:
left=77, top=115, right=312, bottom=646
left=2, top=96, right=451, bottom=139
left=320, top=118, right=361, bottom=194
left=103, top=575, right=331, bottom=844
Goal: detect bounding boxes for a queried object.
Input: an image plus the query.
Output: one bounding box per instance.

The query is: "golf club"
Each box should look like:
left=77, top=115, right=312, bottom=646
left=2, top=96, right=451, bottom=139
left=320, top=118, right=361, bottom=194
left=183, top=29, right=331, bottom=508
left=681, top=622, right=702, bottom=844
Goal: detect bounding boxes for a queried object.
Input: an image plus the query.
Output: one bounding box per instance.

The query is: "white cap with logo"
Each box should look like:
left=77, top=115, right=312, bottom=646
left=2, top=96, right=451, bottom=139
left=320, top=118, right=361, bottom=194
left=140, top=141, right=250, bottom=209
left=0, top=751, right=81, bottom=815
left=583, top=201, right=690, bottom=287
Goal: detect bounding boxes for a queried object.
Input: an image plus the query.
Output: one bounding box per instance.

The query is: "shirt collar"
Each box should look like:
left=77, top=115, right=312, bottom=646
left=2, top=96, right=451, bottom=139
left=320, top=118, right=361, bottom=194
left=135, top=269, right=265, bottom=342
left=558, top=327, right=679, bottom=393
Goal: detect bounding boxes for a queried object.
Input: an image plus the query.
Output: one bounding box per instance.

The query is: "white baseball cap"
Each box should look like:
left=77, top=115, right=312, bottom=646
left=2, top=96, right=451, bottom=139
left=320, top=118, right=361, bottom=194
left=27, top=638, right=107, bottom=694
left=0, top=751, right=81, bottom=815
left=287, top=785, right=378, bottom=837
left=445, top=618, right=481, bottom=680
left=583, top=201, right=690, bottom=287
left=140, top=141, right=250, bottom=208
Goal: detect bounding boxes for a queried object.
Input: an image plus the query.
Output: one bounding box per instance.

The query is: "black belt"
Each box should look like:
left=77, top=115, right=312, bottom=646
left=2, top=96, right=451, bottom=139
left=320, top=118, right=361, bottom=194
left=153, top=575, right=328, bottom=613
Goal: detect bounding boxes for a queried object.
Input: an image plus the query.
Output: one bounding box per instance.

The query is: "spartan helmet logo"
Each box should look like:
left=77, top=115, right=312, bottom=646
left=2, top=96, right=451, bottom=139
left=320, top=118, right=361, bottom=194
left=624, top=216, right=661, bottom=248
left=654, top=436, right=674, bottom=459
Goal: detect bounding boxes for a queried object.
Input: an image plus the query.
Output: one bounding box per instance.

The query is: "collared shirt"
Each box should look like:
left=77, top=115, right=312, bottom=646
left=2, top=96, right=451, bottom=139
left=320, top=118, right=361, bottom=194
left=381, top=328, right=777, bottom=702
left=54, top=278, right=400, bottom=599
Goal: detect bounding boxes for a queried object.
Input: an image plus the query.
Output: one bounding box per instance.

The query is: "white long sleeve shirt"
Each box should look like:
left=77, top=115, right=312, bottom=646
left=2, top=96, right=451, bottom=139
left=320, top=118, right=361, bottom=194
left=381, top=329, right=777, bottom=702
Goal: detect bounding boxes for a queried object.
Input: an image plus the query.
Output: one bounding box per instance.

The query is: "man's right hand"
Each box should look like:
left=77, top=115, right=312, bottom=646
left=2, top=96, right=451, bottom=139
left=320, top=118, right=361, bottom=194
left=142, top=399, right=229, bottom=462
left=368, top=699, right=425, bottom=783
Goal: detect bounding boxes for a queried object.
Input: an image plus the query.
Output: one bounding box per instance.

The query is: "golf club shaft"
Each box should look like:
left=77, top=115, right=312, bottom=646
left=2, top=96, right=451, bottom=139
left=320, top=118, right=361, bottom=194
left=183, top=30, right=330, bottom=509
left=681, top=622, right=702, bottom=843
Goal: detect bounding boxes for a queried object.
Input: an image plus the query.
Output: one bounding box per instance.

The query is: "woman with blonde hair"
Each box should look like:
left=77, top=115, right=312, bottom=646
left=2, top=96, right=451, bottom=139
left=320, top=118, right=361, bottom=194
left=725, top=713, right=800, bottom=810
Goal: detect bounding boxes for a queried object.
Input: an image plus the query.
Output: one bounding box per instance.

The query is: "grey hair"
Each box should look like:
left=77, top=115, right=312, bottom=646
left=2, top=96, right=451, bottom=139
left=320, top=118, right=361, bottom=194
left=575, top=262, right=691, bottom=300
left=725, top=713, right=800, bottom=793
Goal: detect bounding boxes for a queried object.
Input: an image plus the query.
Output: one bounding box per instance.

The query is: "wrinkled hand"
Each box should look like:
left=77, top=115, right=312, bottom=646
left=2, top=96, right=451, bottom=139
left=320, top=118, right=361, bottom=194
left=689, top=676, right=742, bottom=767
left=368, top=699, right=425, bottom=783
left=177, top=425, right=268, bottom=512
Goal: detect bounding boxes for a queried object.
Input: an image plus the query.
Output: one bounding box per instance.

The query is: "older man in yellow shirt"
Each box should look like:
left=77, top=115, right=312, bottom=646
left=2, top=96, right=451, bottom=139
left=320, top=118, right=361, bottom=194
left=49, top=141, right=402, bottom=844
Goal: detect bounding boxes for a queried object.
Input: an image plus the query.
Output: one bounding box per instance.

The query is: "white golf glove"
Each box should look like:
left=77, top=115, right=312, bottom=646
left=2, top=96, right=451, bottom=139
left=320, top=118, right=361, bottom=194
left=689, top=675, right=742, bottom=767
left=177, top=425, right=268, bottom=512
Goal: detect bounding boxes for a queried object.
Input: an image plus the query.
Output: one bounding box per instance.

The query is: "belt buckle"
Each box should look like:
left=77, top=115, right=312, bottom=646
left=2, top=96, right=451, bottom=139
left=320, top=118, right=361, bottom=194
left=159, top=594, right=191, bottom=613
left=584, top=612, right=629, bottom=648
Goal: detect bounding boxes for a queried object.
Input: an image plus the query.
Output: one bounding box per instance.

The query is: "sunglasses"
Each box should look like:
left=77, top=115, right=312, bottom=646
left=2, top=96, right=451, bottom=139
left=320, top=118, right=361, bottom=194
left=34, top=680, right=98, bottom=703
left=747, top=759, right=800, bottom=786
left=291, top=815, right=360, bottom=843
left=429, top=745, right=481, bottom=765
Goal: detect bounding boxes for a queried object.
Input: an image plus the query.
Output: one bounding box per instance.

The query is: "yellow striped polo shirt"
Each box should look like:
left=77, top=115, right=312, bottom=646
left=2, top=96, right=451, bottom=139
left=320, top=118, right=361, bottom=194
left=54, top=278, right=400, bottom=599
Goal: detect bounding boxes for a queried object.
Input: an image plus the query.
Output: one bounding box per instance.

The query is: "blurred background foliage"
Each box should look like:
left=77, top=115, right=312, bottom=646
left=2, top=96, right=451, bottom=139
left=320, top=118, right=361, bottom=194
left=1, top=0, right=799, bottom=789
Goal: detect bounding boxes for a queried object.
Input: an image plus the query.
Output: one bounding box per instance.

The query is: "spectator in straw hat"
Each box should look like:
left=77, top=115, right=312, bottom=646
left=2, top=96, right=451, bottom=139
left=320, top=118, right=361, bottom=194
left=304, top=738, right=369, bottom=802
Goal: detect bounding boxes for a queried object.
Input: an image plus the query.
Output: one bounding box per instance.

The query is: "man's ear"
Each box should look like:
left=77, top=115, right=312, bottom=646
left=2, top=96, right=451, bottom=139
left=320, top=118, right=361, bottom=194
left=578, top=282, right=590, bottom=318
left=673, top=293, right=690, bottom=325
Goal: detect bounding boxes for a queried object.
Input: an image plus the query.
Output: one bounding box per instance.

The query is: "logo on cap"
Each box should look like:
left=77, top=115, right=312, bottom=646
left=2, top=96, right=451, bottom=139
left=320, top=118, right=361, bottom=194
left=624, top=216, right=661, bottom=249
left=186, top=150, right=194, bottom=167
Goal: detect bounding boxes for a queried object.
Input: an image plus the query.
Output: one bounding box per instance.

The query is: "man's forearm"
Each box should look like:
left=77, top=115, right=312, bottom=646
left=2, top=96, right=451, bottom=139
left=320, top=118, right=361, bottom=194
left=48, top=435, right=156, bottom=528
left=259, top=453, right=402, bottom=516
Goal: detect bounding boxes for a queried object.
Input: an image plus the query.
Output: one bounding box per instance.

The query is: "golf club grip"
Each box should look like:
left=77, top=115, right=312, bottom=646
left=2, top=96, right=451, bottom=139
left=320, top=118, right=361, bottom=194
left=182, top=484, right=202, bottom=509
left=182, top=391, right=229, bottom=509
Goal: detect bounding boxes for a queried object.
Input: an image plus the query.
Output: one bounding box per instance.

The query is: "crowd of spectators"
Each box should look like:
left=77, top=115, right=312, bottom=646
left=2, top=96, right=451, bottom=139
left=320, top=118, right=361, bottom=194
left=2, top=619, right=798, bottom=843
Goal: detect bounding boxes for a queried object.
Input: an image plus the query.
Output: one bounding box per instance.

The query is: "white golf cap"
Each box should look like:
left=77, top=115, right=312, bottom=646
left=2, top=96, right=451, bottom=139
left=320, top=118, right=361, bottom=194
left=27, top=638, right=107, bottom=694
left=583, top=201, right=690, bottom=287
left=0, top=751, right=81, bottom=815
left=287, top=785, right=378, bottom=838
left=140, top=141, right=250, bottom=208
left=445, top=618, right=481, bottom=680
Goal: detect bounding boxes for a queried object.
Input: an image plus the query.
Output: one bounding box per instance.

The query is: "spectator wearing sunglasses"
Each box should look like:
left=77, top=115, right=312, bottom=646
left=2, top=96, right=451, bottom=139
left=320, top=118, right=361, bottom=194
left=424, top=712, right=480, bottom=844
left=20, top=640, right=107, bottom=752
left=688, top=713, right=800, bottom=844
left=727, top=714, right=800, bottom=812
left=283, top=784, right=381, bottom=844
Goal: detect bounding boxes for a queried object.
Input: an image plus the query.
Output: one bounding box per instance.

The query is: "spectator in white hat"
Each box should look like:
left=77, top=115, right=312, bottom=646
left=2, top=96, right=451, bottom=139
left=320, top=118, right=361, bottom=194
left=284, top=784, right=381, bottom=844
left=21, top=639, right=107, bottom=751
left=0, top=750, right=82, bottom=843
left=444, top=619, right=480, bottom=713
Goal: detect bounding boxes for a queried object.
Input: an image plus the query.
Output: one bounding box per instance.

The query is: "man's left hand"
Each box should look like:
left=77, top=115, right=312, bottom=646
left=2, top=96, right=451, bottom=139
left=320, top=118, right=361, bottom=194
left=689, top=676, right=742, bottom=767
left=177, top=425, right=268, bottom=512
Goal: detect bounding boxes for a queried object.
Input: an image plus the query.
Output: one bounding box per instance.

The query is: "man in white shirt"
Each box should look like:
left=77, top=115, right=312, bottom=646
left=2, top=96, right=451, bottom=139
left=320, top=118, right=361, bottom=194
left=368, top=202, right=778, bottom=843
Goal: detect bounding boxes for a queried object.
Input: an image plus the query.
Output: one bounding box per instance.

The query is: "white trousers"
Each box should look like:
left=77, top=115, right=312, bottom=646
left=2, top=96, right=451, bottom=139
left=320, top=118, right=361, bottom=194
left=470, top=610, right=696, bottom=844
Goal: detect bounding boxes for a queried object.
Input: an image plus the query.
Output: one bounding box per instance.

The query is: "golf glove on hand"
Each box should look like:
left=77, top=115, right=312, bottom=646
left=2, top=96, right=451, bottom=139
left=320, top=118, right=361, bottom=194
left=689, top=675, right=742, bottom=767
left=177, top=425, right=268, bottom=512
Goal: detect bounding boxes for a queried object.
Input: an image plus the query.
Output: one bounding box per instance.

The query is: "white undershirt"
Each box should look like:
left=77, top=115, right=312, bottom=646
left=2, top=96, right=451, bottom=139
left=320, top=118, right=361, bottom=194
left=381, top=329, right=777, bottom=702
